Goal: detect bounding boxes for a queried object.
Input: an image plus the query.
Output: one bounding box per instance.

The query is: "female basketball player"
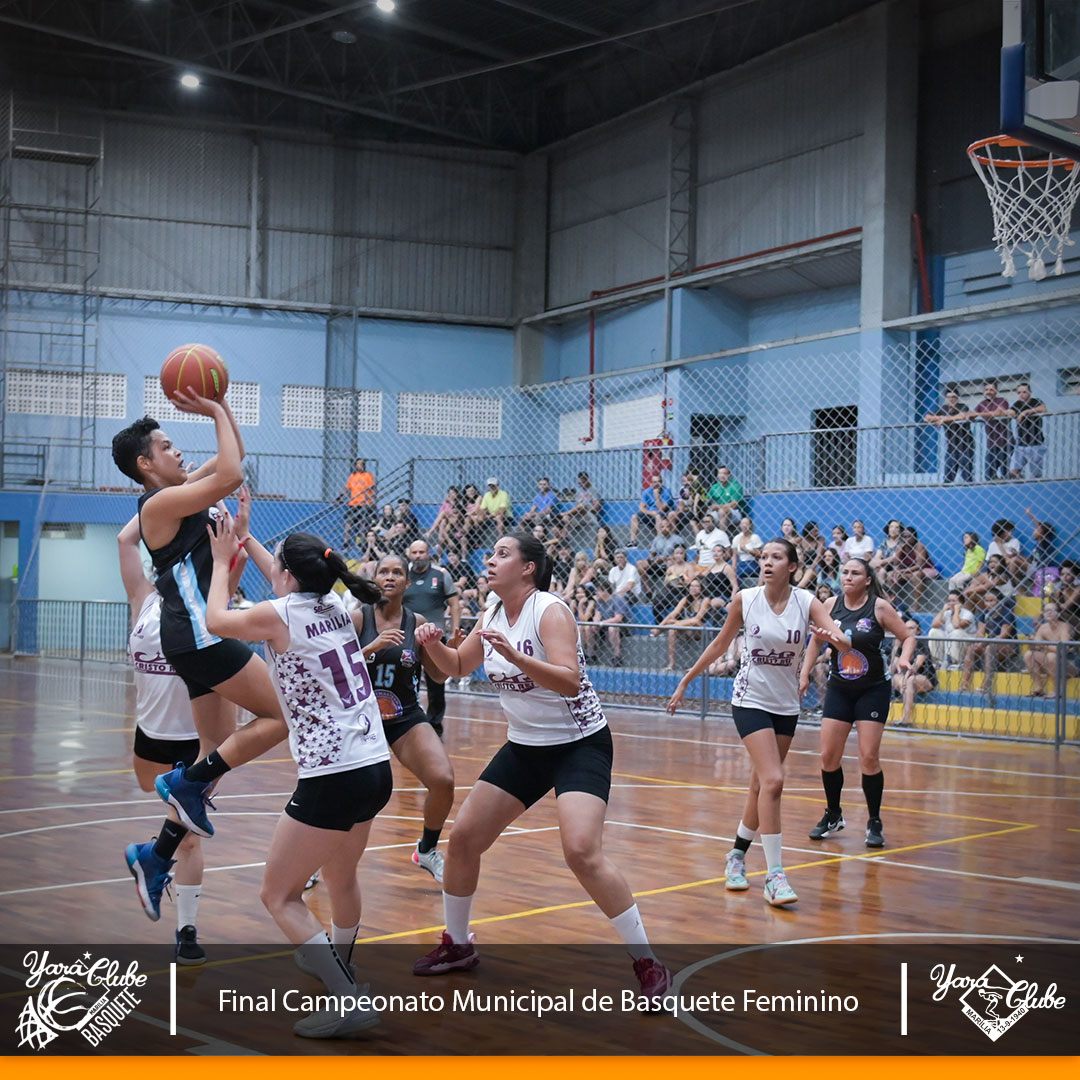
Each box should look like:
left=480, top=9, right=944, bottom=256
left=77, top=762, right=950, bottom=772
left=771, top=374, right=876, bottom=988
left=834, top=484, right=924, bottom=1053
left=354, top=552, right=455, bottom=882
left=802, top=558, right=914, bottom=849
left=203, top=512, right=390, bottom=1039
left=112, top=398, right=288, bottom=919
left=667, top=539, right=849, bottom=906
left=117, top=514, right=242, bottom=960
left=408, top=532, right=673, bottom=1001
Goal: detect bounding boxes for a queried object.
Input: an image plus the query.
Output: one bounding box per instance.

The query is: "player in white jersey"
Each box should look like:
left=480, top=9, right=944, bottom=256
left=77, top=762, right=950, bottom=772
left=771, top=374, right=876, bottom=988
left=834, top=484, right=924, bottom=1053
left=202, top=513, right=391, bottom=1040
left=118, top=516, right=218, bottom=961
left=410, top=532, right=673, bottom=1003
left=668, top=539, right=849, bottom=906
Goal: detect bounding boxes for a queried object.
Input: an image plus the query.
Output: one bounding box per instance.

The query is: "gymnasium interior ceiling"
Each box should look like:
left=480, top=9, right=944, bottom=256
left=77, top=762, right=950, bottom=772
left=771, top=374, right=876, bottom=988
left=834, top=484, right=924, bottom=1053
left=0, top=0, right=890, bottom=150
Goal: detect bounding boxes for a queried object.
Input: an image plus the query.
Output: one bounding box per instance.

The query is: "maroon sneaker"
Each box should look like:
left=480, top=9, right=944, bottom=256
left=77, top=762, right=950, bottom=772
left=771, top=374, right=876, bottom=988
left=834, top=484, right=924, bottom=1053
left=632, top=956, right=673, bottom=1003
left=413, top=932, right=479, bottom=975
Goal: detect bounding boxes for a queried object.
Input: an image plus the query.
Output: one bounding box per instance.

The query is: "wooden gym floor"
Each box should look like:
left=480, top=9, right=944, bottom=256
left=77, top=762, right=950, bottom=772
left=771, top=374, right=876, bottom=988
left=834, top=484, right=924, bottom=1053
left=1, top=655, right=1078, bottom=948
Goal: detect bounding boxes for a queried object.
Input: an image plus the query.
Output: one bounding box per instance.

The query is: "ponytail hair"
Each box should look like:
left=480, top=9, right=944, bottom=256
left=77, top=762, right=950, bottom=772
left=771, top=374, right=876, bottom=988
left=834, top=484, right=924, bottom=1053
left=765, top=537, right=800, bottom=585
left=280, top=532, right=381, bottom=604
left=508, top=530, right=553, bottom=591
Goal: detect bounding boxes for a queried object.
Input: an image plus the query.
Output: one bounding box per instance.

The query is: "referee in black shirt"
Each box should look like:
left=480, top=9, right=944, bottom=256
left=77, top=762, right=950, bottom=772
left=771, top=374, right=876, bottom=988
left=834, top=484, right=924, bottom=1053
left=404, top=539, right=461, bottom=737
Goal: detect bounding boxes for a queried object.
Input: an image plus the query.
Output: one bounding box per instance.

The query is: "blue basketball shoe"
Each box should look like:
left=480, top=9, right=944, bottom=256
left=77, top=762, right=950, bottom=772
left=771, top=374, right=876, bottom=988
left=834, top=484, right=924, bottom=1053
left=155, top=764, right=215, bottom=837
left=125, top=841, right=174, bottom=922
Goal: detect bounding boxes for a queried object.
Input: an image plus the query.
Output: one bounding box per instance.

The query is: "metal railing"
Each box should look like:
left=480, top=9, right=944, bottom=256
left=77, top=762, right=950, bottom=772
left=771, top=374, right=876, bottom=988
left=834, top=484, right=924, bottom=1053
left=13, top=598, right=129, bottom=661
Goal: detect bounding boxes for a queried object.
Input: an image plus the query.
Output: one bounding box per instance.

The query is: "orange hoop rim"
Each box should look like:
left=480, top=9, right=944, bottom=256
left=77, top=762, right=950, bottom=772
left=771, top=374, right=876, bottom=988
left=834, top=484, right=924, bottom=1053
left=967, top=134, right=1078, bottom=169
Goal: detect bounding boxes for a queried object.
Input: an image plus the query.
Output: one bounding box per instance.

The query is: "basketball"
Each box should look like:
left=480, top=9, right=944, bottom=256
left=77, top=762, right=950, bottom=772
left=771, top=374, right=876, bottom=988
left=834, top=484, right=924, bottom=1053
left=160, top=344, right=229, bottom=403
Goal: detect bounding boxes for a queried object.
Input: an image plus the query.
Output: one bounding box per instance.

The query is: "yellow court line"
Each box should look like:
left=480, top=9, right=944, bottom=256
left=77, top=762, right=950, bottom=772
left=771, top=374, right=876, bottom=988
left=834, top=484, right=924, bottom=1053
left=356, top=822, right=1037, bottom=944
left=613, top=769, right=1030, bottom=828
left=1068, top=827, right=1080, bottom=833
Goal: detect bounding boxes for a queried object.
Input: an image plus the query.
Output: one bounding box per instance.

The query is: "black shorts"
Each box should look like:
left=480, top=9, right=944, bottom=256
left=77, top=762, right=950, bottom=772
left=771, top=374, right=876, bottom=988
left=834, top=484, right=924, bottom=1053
left=479, top=726, right=613, bottom=809
left=133, top=726, right=200, bottom=767
left=823, top=680, right=892, bottom=724
left=167, top=639, right=254, bottom=699
left=730, top=705, right=798, bottom=739
left=383, top=706, right=431, bottom=746
left=284, top=760, right=393, bottom=832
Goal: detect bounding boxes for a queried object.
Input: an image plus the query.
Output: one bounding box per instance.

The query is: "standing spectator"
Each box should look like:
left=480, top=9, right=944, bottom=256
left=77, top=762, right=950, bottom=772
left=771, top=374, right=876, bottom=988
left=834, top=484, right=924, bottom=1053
left=630, top=475, right=674, bottom=544
left=635, top=518, right=686, bottom=596
left=840, top=520, right=875, bottom=562
left=473, top=478, right=512, bottom=535
left=960, top=588, right=1017, bottom=696
left=1024, top=603, right=1075, bottom=697
left=706, top=465, right=747, bottom=522
left=560, top=470, right=602, bottom=540
left=587, top=579, right=629, bottom=666
left=520, top=476, right=560, bottom=526
left=732, top=515, right=763, bottom=583
left=925, top=388, right=974, bottom=483
left=341, top=458, right=376, bottom=551
left=1008, top=383, right=1048, bottom=479
left=404, top=539, right=461, bottom=737
left=608, top=548, right=643, bottom=599
left=694, top=513, right=731, bottom=568
left=971, top=380, right=1014, bottom=480
left=948, top=531, right=986, bottom=590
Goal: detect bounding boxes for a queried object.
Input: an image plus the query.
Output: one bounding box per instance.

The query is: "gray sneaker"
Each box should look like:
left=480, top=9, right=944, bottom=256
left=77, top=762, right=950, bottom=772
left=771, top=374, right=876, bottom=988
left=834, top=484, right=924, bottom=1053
left=724, top=849, right=749, bottom=891
left=412, top=843, right=445, bottom=884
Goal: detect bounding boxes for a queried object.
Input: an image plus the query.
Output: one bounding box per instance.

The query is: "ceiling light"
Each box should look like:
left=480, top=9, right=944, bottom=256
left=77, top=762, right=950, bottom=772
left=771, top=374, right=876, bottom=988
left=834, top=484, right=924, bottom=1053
left=332, top=29, right=357, bottom=44
left=179, top=73, right=200, bottom=89
left=375, top=0, right=395, bottom=13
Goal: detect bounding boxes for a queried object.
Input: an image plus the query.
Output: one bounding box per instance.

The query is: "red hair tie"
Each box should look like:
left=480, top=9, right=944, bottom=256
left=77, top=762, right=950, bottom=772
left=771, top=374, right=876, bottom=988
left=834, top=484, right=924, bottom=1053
left=324, top=548, right=333, bottom=559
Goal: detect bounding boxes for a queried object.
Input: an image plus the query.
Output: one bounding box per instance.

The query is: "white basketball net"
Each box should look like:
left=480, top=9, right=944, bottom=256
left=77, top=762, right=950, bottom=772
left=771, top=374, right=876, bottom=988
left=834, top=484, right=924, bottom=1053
left=968, top=136, right=1080, bottom=280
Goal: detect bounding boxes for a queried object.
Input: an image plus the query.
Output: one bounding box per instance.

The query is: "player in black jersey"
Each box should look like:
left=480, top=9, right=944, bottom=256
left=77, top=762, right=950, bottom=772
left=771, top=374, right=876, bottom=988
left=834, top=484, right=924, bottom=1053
left=111, top=394, right=289, bottom=920
left=354, top=553, right=455, bottom=883
left=799, top=558, right=914, bottom=848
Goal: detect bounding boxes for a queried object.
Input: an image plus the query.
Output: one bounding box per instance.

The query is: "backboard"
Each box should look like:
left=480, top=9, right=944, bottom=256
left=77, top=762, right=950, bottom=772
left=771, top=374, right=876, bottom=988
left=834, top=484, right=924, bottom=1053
left=1001, top=0, right=1080, bottom=158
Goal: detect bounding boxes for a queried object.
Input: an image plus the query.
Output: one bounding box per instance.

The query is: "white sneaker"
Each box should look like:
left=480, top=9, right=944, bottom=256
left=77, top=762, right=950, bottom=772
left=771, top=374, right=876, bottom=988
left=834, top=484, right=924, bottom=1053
left=763, top=869, right=798, bottom=906
left=293, top=1005, right=379, bottom=1039
left=724, top=849, right=749, bottom=891
left=412, top=843, right=445, bottom=883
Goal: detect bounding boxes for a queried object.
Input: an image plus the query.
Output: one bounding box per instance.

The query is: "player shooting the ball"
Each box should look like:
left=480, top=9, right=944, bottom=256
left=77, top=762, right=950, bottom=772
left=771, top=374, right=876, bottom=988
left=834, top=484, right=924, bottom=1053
left=111, top=359, right=291, bottom=924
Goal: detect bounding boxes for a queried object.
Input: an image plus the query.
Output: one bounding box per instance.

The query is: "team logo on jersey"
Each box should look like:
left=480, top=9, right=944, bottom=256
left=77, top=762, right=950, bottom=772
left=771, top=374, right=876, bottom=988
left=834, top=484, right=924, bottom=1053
left=131, top=650, right=175, bottom=675
left=208, top=505, right=222, bottom=521
left=838, top=650, right=869, bottom=679
left=376, top=690, right=403, bottom=719
left=748, top=647, right=796, bottom=668
left=488, top=672, right=537, bottom=693
left=312, top=599, right=334, bottom=616
left=855, top=617, right=873, bottom=633
left=748, top=624, right=761, bottom=637
left=399, top=649, right=416, bottom=667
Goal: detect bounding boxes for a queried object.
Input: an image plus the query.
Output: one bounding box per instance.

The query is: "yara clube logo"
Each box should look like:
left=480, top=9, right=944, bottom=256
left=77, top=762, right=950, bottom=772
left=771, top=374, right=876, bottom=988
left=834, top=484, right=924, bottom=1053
left=16, top=949, right=147, bottom=1051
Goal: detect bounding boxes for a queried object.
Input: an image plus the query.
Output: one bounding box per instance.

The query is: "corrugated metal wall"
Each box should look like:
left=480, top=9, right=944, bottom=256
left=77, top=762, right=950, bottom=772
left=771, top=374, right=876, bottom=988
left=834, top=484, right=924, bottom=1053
left=544, top=18, right=866, bottom=307
left=9, top=111, right=516, bottom=321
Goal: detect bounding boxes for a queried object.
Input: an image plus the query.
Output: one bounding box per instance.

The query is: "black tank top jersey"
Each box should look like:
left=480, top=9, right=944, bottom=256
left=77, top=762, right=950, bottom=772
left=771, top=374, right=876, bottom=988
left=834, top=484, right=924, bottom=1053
left=700, top=566, right=733, bottom=602
left=828, top=593, right=887, bottom=690
left=358, top=604, right=422, bottom=720
left=138, top=489, right=221, bottom=657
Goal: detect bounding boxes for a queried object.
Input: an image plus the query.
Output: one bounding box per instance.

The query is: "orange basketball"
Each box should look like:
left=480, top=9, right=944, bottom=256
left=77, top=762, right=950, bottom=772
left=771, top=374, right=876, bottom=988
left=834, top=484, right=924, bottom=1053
left=160, top=344, right=229, bottom=403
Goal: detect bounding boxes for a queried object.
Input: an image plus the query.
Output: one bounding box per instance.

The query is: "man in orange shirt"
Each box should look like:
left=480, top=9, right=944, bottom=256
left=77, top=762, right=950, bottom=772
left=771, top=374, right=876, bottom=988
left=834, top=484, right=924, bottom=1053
left=342, top=457, right=375, bottom=550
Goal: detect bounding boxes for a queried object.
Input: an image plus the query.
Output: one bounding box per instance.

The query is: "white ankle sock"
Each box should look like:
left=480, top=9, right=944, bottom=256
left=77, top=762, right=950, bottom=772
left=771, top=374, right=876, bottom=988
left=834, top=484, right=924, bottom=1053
left=176, top=884, right=201, bottom=930
left=609, top=903, right=655, bottom=962
left=296, top=931, right=354, bottom=993
left=330, top=920, right=360, bottom=963
left=761, top=833, right=783, bottom=872
left=443, top=892, right=474, bottom=944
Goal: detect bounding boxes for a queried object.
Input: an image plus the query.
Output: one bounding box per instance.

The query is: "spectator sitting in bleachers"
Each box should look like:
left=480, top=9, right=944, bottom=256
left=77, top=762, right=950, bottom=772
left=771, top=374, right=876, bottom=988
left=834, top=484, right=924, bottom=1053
left=693, top=513, right=730, bottom=568
left=630, top=475, right=675, bottom=545
left=426, top=485, right=463, bottom=556
left=658, top=577, right=707, bottom=671
left=550, top=542, right=574, bottom=592
left=559, top=470, right=602, bottom=539
left=460, top=572, right=495, bottom=618
left=375, top=502, right=397, bottom=538
left=732, top=515, right=763, bottom=583
left=780, top=517, right=799, bottom=544
left=699, top=544, right=737, bottom=620
left=815, top=583, right=834, bottom=604
left=814, top=548, right=842, bottom=593
left=987, top=518, right=1027, bottom=582
left=671, top=468, right=706, bottom=536
left=960, top=588, right=1017, bottom=694
left=840, top=519, right=875, bottom=562
left=472, top=477, right=513, bottom=535
left=1024, top=602, right=1075, bottom=697
left=519, top=476, right=560, bottom=527
left=649, top=544, right=696, bottom=626
left=443, top=549, right=475, bottom=595
left=1025, top=509, right=1057, bottom=596
left=892, top=618, right=937, bottom=725
left=709, top=629, right=744, bottom=678
left=829, top=524, right=848, bottom=556
left=948, top=530, right=986, bottom=590
left=562, top=550, right=597, bottom=601
left=964, top=554, right=1015, bottom=603
left=395, top=497, right=421, bottom=544
left=796, top=521, right=826, bottom=586
left=358, top=529, right=388, bottom=578
left=457, top=483, right=483, bottom=559
left=706, top=464, right=747, bottom=521
left=888, top=524, right=938, bottom=608
left=608, top=548, right=642, bottom=599
left=870, top=519, right=904, bottom=573
left=879, top=580, right=912, bottom=623
left=594, top=525, right=612, bottom=563
left=636, top=517, right=686, bottom=596
left=569, top=583, right=596, bottom=626
left=584, top=579, right=629, bottom=666
left=1051, top=560, right=1080, bottom=633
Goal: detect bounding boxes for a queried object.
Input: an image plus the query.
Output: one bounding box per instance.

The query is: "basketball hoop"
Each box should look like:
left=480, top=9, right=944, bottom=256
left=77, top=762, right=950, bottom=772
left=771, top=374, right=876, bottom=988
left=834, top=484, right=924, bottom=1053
left=967, top=135, right=1080, bottom=280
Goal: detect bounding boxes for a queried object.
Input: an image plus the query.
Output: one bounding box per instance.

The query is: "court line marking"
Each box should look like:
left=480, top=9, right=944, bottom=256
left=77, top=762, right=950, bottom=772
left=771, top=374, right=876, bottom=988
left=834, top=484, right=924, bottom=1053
left=443, top=713, right=1080, bottom=781
left=871, top=858, right=1080, bottom=891
left=671, top=933, right=1079, bottom=1055
left=1016, top=876, right=1080, bottom=890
